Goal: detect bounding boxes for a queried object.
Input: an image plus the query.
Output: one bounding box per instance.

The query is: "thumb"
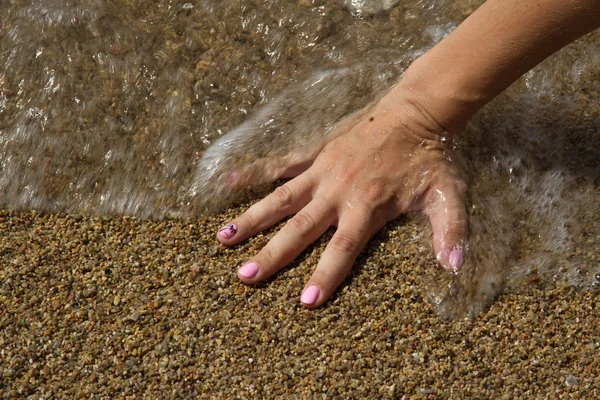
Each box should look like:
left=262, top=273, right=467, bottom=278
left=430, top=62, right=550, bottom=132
left=226, top=154, right=314, bottom=190
left=425, top=183, right=468, bottom=272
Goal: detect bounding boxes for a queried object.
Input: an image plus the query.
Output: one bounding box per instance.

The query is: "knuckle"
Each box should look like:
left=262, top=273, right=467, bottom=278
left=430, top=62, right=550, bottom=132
left=311, top=269, right=335, bottom=283
left=445, top=219, right=468, bottom=237
left=272, top=184, right=294, bottom=211
left=456, top=182, right=468, bottom=198
left=439, top=179, right=467, bottom=199
left=240, top=210, right=258, bottom=231
left=310, top=269, right=341, bottom=290
left=286, top=212, right=316, bottom=236
left=369, top=209, right=389, bottom=229
left=358, top=180, right=388, bottom=206
left=329, top=233, right=359, bottom=255
left=449, top=179, right=467, bottom=197
left=258, top=244, right=276, bottom=265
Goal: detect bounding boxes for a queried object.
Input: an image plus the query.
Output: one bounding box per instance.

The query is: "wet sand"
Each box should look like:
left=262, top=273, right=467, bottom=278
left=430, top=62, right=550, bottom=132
left=1, top=207, right=599, bottom=398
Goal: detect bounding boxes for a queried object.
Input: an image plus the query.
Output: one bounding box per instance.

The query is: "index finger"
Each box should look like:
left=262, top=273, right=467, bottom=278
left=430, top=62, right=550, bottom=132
left=217, top=174, right=314, bottom=244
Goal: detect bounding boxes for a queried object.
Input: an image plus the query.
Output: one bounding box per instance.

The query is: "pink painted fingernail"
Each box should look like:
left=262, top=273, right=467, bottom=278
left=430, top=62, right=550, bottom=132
left=238, top=262, right=259, bottom=279
left=301, top=285, right=320, bottom=306
left=449, top=248, right=464, bottom=271
left=218, top=223, right=237, bottom=239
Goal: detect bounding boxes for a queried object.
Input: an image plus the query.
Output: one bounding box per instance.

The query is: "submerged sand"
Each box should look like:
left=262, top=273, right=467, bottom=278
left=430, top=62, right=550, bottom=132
left=1, top=207, right=599, bottom=398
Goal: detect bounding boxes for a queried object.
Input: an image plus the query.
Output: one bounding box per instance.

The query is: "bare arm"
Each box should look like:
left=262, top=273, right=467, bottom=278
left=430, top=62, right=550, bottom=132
left=396, top=0, right=600, bottom=133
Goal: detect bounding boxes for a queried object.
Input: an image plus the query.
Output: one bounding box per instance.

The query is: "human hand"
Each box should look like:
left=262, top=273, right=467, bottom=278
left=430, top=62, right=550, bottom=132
left=217, top=87, right=468, bottom=308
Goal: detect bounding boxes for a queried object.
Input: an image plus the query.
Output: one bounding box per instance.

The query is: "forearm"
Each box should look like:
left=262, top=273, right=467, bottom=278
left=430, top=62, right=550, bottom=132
left=395, top=0, right=600, bottom=133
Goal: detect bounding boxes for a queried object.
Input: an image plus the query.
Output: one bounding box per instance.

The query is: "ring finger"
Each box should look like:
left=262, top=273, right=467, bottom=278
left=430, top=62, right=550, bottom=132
left=300, top=210, right=387, bottom=308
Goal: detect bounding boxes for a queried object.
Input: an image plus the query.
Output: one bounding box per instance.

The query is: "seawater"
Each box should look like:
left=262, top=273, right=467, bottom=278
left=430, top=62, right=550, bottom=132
left=1, top=0, right=599, bottom=318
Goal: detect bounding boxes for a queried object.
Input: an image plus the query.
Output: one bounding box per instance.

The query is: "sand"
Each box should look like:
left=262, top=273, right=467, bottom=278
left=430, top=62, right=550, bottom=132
left=1, top=207, right=599, bottom=398
left=1, top=0, right=600, bottom=398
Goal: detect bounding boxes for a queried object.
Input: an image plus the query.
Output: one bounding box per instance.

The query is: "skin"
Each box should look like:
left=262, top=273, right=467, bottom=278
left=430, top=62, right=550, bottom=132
left=218, top=0, right=600, bottom=308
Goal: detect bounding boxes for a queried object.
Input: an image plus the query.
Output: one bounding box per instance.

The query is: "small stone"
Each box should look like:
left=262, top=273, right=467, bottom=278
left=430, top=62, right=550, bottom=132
left=159, top=357, right=169, bottom=368
left=113, top=295, right=121, bottom=306
left=508, top=356, right=520, bottom=364
left=150, top=300, right=163, bottom=310
left=388, top=384, right=396, bottom=397
left=83, top=286, right=97, bottom=297
left=190, top=264, right=201, bottom=273
left=126, top=311, right=140, bottom=321
left=565, top=375, right=579, bottom=387
left=127, top=357, right=137, bottom=369
left=585, top=342, right=596, bottom=350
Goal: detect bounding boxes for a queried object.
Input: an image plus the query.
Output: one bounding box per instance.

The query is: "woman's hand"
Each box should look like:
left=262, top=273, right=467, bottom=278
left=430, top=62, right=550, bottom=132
left=216, top=87, right=468, bottom=308
left=213, top=0, right=598, bottom=308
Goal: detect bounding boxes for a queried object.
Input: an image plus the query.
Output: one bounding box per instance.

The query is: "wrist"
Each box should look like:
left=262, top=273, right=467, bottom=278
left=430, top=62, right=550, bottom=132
left=390, top=54, right=489, bottom=135
left=389, top=0, right=600, bottom=136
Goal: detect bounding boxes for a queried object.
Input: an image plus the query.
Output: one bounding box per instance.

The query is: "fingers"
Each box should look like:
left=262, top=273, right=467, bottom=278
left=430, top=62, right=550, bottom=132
left=217, top=174, right=313, bottom=244
left=300, top=211, right=385, bottom=308
left=237, top=200, right=334, bottom=284
left=425, top=183, right=468, bottom=272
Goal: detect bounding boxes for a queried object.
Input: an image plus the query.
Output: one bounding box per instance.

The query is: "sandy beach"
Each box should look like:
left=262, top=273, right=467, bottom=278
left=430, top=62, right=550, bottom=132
left=1, top=0, right=600, bottom=397
left=1, top=207, right=599, bottom=398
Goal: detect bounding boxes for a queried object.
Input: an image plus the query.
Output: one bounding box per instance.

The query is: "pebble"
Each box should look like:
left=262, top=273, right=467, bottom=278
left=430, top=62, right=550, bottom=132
left=565, top=375, right=579, bottom=387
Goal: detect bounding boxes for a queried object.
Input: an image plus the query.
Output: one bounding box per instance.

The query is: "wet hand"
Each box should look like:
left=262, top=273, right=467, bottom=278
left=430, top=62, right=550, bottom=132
left=217, top=90, right=468, bottom=308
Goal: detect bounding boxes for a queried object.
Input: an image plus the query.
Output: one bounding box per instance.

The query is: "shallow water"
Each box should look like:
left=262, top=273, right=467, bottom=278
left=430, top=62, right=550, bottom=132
left=1, top=0, right=599, bottom=318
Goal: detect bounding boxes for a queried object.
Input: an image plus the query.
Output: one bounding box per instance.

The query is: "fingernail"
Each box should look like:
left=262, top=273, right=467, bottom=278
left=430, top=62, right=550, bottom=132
left=238, top=262, right=259, bottom=279
left=301, top=285, right=320, bottom=306
left=218, top=223, right=237, bottom=239
left=449, top=248, right=464, bottom=271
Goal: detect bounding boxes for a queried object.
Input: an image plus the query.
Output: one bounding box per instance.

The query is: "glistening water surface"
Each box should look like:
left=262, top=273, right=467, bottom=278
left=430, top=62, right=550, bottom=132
left=1, top=0, right=599, bottom=318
